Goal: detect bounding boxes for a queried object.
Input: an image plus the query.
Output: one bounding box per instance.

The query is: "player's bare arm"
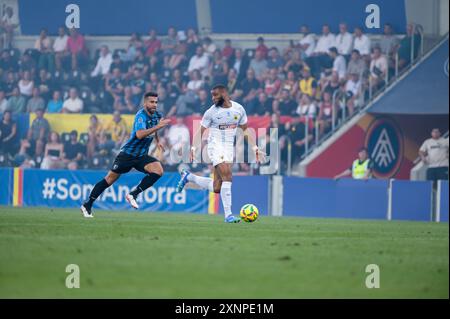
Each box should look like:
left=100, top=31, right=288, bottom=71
left=239, top=123, right=266, bottom=164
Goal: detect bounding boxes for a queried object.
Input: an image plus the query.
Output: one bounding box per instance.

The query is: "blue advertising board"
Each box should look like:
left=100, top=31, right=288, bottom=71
left=390, top=180, right=432, bottom=221
left=0, top=168, right=13, bottom=206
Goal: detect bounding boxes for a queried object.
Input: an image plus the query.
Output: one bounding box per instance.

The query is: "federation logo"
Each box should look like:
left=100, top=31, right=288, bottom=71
left=365, top=118, right=403, bottom=178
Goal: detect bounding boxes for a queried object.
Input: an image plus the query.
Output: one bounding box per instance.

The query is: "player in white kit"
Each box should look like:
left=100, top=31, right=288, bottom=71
left=176, top=85, right=264, bottom=223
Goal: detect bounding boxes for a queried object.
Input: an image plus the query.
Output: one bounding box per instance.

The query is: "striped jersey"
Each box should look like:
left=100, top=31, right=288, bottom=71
left=120, top=108, right=162, bottom=157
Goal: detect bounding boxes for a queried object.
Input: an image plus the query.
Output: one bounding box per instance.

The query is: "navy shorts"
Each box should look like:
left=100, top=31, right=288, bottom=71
left=111, top=152, right=159, bottom=174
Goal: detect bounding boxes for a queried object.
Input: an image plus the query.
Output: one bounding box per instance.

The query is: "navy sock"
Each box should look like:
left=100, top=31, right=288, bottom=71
left=85, top=179, right=110, bottom=208
left=130, top=173, right=161, bottom=198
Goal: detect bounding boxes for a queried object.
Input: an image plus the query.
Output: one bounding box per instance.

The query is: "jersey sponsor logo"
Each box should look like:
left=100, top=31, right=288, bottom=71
left=365, top=117, right=403, bottom=178
left=218, top=124, right=238, bottom=130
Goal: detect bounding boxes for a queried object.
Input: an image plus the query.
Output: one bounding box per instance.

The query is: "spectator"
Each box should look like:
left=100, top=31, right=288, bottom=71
left=169, top=70, right=203, bottom=116
left=298, top=25, right=316, bottom=59
left=226, top=68, right=239, bottom=95
left=322, top=72, right=341, bottom=97
left=379, top=23, right=399, bottom=57
left=328, top=47, right=347, bottom=81
left=419, top=128, right=449, bottom=183
left=317, top=91, right=334, bottom=137
left=22, top=108, right=50, bottom=158
left=231, top=48, right=249, bottom=82
left=104, top=111, right=128, bottom=149
left=209, top=50, right=229, bottom=85
left=186, top=28, right=200, bottom=57
left=168, top=40, right=188, bottom=70
left=335, top=23, right=354, bottom=58
left=0, top=50, right=18, bottom=74
left=110, top=53, right=128, bottom=74
left=19, top=51, right=36, bottom=73
left=334, top=147, right=373, bottom=179
left=67, top=28, right=88, bottom=70
left=249, top=50, right=268, bottom=81
left=346, top=49, right=367, bottom=79
left=63, top=130, right=85, bottom=170
left=131, top=48, right=148, bottom=74
left=369, top=46, right=388, bottom=91
left=155, top=86, right=175, bottom=115
left=284, top=119, right=313, bottom=160
left=263, top=68, right=281, bottom=98
left=47, top=90, right=63, bottom=113
left=6, top=87, right=26, bottom=114
left=255, top=37, right=269, bottom=59
left=34, top=28, right=54, bottom=72
left=188, top=46, right=210, bottom=78
left=119, top=32, right=143, bottom=63
left=202, top=36, right=217, bottom=56
left=91, top=45, right=112, bottom=77
left=298, top=67, right=318, bottom=98
left=0, top=89, right=7, bottom=113
left=128, top=68, right=145, bottom=106
left=273, top=89, right=296, bottom=116
left=279, top=70, right=298, bottom=98
left=87, top=114, right=103, bottom=159
left=307, top=24, right=335, bottom=77
left=3, top=71, right=17, bottom=97
left=114, top=86, right=136, bottom=114
left=221, top=39, right=235, bottom=62
left=234, top=68, right=260, bottom=104
left=62, top=87, right=84, bottom=113
left=267, top=47, right=284, bottom=71
left=35, top=69, right=52, bottom=101
left=353, top=26, right=371, bottom=57
left=53, top=26, right=69, bottom=72
left=166, top=116, right=190, bottom=157
left=0, top=6, right=19, bottom=50
left=161, top=27, right=178, bottom=56
left=144, top=28, right=161, bottom=57
left=344, top=73, right=362, bottom=116
left=18, top=71, right=34, bottom=98
left=40, top=131, right=64, bottom=169
left=104, top=67, right=125, bottom=111
left=398, top=23, right=422, bottom=70
left=296, top=93, right=317, bottom=118
left=0, top=110, right=17, bottom=156
left=26, top=87, right=45, bottom=113
left=283, top=50, right=304, bottom=77
left=248, top=91, right=271, bottom=116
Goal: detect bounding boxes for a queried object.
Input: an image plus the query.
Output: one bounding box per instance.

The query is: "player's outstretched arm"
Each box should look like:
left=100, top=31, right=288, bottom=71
left=136, top=118, right=171, bottom=140
left=190, top=125, right=207, bottom=162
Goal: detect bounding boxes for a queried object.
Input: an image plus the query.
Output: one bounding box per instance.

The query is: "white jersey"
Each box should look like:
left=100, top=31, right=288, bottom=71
left=201, top=100, right=248, bottom=146
left=200, top=101, right=248, bottom=166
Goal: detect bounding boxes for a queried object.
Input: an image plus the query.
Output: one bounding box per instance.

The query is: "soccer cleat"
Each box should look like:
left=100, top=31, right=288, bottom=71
left=126, top=193, right=139, bottom=209
left=224, top=215, right=241, bottom=223
left=80, top=204, right=94, bottom=218
left=176, top=169, right=190, bottom=193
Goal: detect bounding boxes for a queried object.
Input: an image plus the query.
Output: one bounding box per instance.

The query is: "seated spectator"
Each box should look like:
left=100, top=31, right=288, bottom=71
left=67, top=28, right=88, bottom=70
left=379, top=23, right=399, bottom=57
left=345, top=73, right=362, bottom=115
left=131, top=48, right=148, bottom=75
left=119, top=32, right=143, bottom=63
left=0, top=89, right=7, bottom=113
left=0, top=50, right=18, bottom=73
left=335, top=23, right=354, bottom=58
left=35, top=69, right=52, bottom=101
left=26, top=87, right=45, bottom=113
left=6, top=87, right=26, bottom=114
left=53, top=26, right=69, bottom=72
left=144, top=28, right=161, bottom=57
left=47, top=90, right=63, bottom=113
left=63, top=130, right=85, bottom=170
left=40, top=131, right=64, bottom=169
left=114, top=86, right=137, bottom=114
left=322, top=71, right=341, bottom=97
left=231, top=48, right=249, bottom=82
left=273, top=89, right=296, bottom=116
left=284, top=119, right=313, bottom=160
left=296, top=93, right=317, bottom=118
left=104, top=68, right=125, bottom=112
left=233, top=68, right=260, bottom=104
left=283, top=50, right=304, bottom=77
left=249, top=50, right=268, bottom=81
left=209, top=50, right=229, bottom=85
left=279, top=70, right=298, bottom=98
left=196, top=88, right=210, bottom=114
left=161, top=27, right=178, bottom=57
left=328, top=47, right=347, bottom=81
left=346, top=49, right=367, bottom=79
left=188, top=46, right=210, bottom=78
left=3, top=71, right=17, bottom=97
left=168, top=40, right=188, bottom=70
left=110, top=53, right=128, bottom=74
left=298, top=67, right=318, bottom=98
left=19, top=51, right=37, bottom=73
left=298, top=25, right=316, bottom=60
left=104, top=111, right=128, bottom=150
left=226, top=68, right=239, bottom=95
left=155, top=86, right=175, bottom=115
left=369, top=46, right=388, bottom=91
left=21, top=108, right=50, bottom=159
left=267, top=47, right=284, bottom=71
left=169, top=70, right=203, bottom=116
left=255, top=37, right=269, bottom=59
left=18, top=71, right=34, bottom=98
left=221, top=39, right=235, bottom=62
left=353, top=26, right=371, bottom=58
left=91, top=45, right=112, bottom=82
left=186, top=28, right=200, bottom=57
left=34, top=28, right=54, bottom=72
left=317, top=91, right=334, bottom=137
left=202, top=36, right=217, bottom=56
left=398, top=23, right=421, bottom=70
left=264, top=68, right=281, bottom=98
left=0, top=110, right=17, bottom=156
left=0, top=6, right=19, bottom=50
left=128, top=68, right=146, bottom=106
left=62, top=87, right=84, bottom=113
left=306, top=24, right=335, bottom=78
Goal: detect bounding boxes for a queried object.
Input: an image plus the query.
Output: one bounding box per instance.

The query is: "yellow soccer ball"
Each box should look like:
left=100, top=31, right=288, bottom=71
left=240, top=204, right=259, bottom=222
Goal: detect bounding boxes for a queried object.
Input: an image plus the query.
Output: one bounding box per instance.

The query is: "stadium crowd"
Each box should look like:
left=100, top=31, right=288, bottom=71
left=0, top=15, right=422, bottom=172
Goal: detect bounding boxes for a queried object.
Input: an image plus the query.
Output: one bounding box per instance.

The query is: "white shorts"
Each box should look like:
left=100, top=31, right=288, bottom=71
left=207, top=144, right=234, bottom=167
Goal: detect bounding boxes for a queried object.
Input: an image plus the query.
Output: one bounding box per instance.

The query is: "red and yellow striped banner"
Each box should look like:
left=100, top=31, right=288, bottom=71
left=13, top=168, right=23, bottom=207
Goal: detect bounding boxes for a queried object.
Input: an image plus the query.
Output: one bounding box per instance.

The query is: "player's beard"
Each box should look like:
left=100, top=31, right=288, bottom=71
left=215, top=97, right=225, bottom=107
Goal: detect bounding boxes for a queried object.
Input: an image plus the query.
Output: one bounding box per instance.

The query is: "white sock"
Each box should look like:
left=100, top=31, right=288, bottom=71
left=187, top=174, right=213, bottom=192
left=221, top=181, right=232, bottom=218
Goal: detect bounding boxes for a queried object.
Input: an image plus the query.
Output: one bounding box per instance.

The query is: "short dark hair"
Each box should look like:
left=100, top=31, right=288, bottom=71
left=144, top=91, right=158, bottom=99
left=212, top=84, right=227, bottom=91
left=329, top=47, right=338, bottom=54
left=352, top=49, right=360, bottom=55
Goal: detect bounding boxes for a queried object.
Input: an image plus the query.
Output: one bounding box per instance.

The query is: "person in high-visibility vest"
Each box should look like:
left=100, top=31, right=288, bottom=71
left=334, top=148, right=373, bottom=180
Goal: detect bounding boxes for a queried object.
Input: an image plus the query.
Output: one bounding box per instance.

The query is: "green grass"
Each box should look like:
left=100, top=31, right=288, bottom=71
left=0, top=207, right=448, bottom=298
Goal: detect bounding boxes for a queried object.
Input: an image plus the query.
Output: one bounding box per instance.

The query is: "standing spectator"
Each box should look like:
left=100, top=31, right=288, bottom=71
left=46, top=90, right=63, bottom=113
left=22, top=108, right=50, bottom=158
left=346, top=49, right=367, bottom=79
left=18, top=71, right=34, bottom=98
left=34, top=28, right=54, bottom=72
left=53, top=26, right=69, bottom=72
left=0, top=90, right=8, bottom=113
left=267, top=47, right=284, bottom=71
left=221, top=39, right=235, bottom=62
left=353, top=26, right=371, bottom=57
left=62, top=87, right=84, bottom=113
left=188, top=46, right=210, bottom=78
left=63, top=130, right=85, bottom=170
left=144, top=29, right=161, bottom=57
left=273, top=89, right=296, bottom=116
left=67, top=28, right=87, bottom=70
left=398, top=23, right=422, bottom=70
left=0, top=110, right=17, bottom=156
left=379, top=23, right=399, bottom=57
left=40, top=131, right=64, bottom=169
left=328, top=47, right=347, bottom=81
left=26, top=87, right=45, bottom=113
left=334, top=147, right=373, bottom=179
left=249, top=50, right=268, bottom=81
left=298, top=25, right=316, bottom=59
left=6, top=87, right=26, bottom=114
left=231, top=48, right=249, bottom=82
left=161, top=27, right=178, bottom=56
left=0, top=6, right=19, bottom=49
left=104, top=111, right=128, bottom=150
left=335, top=23, right=353, bottom=58
left=369, top=46, right=388, bottom=91
left=255, top=37, right=269, bottom=59
left=296, top=93, right=317, bottom=118
left=419, top=128, right=449, bottom=183
left=307, top=24, right=335, bottom=77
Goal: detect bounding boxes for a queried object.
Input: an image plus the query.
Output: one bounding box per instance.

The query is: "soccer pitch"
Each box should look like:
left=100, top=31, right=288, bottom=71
left=0, top=207, right=448, bottom=298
